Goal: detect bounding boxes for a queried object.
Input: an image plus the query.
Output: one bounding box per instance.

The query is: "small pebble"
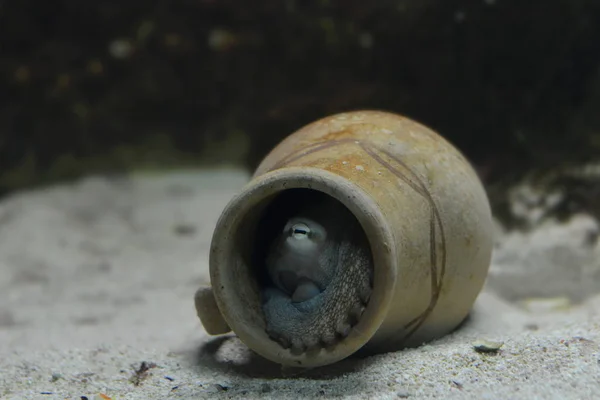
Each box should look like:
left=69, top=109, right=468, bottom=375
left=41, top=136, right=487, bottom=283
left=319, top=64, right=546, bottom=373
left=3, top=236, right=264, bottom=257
left=473, top=339, right=504, bottom=353
left=50, top=373, right=62, bottom=382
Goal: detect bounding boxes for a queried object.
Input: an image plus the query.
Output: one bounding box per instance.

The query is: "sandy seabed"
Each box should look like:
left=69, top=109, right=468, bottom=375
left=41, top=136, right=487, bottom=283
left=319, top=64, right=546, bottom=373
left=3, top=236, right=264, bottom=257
left=0, top=168, right=598, bottom=399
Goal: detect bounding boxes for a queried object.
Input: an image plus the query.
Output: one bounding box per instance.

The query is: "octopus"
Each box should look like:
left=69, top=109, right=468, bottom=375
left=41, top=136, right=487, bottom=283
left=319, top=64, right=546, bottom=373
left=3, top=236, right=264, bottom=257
left=260, top=191, right=374, bottom=354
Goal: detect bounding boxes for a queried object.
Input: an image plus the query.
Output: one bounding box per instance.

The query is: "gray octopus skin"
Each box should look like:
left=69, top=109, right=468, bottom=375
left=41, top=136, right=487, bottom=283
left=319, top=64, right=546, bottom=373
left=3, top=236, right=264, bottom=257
left=261, top=196, right=374, bottom=354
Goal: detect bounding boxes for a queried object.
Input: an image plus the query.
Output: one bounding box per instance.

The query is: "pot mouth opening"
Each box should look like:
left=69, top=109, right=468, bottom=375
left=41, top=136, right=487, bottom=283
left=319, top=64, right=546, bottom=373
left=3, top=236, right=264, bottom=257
left=209, top=167, right=396, bottom=367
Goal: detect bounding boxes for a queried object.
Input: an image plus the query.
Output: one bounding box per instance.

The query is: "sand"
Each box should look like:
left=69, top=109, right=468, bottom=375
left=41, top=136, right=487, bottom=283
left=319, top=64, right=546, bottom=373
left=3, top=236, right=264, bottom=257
left=0, top=167, right=598, bottom=399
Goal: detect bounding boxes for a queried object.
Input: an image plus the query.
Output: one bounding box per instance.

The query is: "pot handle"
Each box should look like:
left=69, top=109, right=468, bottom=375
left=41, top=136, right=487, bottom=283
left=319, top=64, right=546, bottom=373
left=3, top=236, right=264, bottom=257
left=194, top=286, right=231, bottom=335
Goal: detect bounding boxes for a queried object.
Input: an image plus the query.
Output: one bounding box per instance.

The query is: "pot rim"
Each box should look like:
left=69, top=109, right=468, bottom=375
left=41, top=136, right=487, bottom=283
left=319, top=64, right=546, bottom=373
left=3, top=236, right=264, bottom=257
left=209, top=166, right=397, bottom=367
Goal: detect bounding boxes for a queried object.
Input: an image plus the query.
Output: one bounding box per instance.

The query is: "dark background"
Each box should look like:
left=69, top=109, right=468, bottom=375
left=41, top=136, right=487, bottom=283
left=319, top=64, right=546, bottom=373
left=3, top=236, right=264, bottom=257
left=1, top=0, right=600, bottom=197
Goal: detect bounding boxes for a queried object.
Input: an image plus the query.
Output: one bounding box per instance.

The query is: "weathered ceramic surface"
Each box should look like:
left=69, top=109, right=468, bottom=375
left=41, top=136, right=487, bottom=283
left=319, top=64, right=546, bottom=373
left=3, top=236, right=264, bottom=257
left=198, top=110, right=494, bottom=367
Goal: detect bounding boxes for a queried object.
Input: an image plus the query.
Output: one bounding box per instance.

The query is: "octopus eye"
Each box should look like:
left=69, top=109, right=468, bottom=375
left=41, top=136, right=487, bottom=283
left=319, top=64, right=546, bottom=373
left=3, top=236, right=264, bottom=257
left=291, top=223, right=310, bottom=239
